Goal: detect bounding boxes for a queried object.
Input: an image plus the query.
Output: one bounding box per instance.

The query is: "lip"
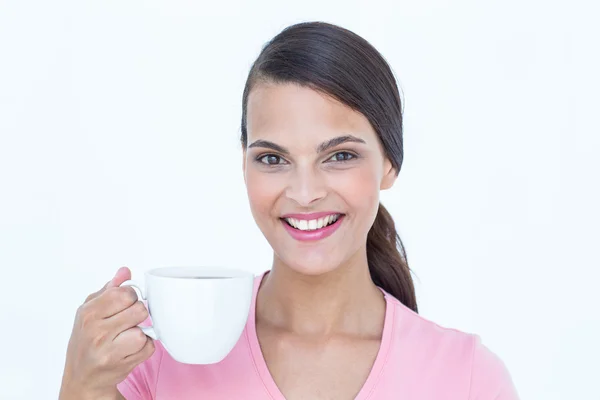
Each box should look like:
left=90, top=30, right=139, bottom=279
left=281, top=214, right=345, bottom=242
left=280, top=211, right=342, bottom=220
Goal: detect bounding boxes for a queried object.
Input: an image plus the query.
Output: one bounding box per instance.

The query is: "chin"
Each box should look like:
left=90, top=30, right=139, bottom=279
left=277, top=251, right=344, bottom=277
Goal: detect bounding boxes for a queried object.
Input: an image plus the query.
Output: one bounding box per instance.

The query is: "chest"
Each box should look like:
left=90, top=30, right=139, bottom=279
left=258, top=328, right=382, bottom=400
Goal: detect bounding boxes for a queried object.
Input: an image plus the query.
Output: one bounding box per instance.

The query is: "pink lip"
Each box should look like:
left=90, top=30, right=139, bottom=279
left=281, top=211, right=342, bottom=220
left=281, top=215, right=345, bottom=242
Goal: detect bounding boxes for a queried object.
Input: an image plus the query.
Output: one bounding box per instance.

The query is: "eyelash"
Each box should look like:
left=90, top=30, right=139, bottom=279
left=256, top=151, right=358, bottom=166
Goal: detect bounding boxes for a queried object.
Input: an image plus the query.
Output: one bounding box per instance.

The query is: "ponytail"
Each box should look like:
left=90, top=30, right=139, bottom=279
left=367, top=203, right=418, bottom=313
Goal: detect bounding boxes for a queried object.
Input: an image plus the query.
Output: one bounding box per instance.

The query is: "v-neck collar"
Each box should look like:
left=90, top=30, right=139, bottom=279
left=245, top=270, right=396, bottom=400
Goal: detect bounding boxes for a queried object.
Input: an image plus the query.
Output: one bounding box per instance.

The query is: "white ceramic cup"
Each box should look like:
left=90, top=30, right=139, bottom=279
left=119, top=266, right=254, bottom=364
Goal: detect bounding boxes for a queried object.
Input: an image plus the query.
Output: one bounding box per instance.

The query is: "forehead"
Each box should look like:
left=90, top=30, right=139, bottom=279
left=246, top=82, right=375, bottom=145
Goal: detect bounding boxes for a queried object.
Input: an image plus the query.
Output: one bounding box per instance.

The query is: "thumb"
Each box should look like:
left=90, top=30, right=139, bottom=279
left=106, top=266, right=132, bottom=289
left=85, top=266, right=132, bottom=303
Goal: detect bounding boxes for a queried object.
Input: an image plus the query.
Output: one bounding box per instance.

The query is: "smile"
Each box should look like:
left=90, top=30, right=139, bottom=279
left=280, top=212, right=345, bottom=241
left=284, top=214, right=340, bottom=230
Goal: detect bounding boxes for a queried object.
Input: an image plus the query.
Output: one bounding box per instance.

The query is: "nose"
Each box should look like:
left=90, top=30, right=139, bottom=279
left=284, top=166, right=327, bottom=207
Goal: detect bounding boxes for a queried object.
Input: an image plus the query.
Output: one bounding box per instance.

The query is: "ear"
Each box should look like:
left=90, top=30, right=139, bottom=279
left=242, top=149, right=247, bottom=185
left=380, top=158, right=397, bottom=190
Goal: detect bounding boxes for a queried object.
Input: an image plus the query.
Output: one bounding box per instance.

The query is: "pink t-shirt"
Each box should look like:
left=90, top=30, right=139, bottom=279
left=118, top=271, right=520, bottom=399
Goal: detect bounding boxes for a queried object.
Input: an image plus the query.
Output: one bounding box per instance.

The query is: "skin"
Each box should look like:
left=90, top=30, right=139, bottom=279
left=60, top=81, right=398, bottom=400
left=243, top=82, right=398, bottom=399
left=59, top=267, right=151, bottom=400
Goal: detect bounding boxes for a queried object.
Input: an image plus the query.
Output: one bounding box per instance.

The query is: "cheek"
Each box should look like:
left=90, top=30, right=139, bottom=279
left=245, top=168, right=282, bottom=219
left=328, top=165, right=381, bottom=212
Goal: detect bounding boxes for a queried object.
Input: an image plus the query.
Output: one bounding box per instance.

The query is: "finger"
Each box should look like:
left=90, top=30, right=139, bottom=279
left=86, top=285, right=138, bottom=319
left=113, top=326, right=152, bottom=359
left=104, top=300, right=149, bottom=339
left=84, top=266, right=131, bottom=303
left=123, top=334, right=155, bottom=367
left=84, top=280, right=112, bottom=303
left=106, top=266, right=132, bottom=289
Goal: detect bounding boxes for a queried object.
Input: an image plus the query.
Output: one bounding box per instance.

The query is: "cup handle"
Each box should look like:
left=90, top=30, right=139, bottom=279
left=119, top=279, right=158, bottom=340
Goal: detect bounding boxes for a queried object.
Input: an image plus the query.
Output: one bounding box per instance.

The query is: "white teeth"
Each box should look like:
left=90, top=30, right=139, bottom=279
left=284, top=214, right=341, bottom=231
left=317, top=217, right=324, bottom=229
left=298, top=220, right=309, bottom=230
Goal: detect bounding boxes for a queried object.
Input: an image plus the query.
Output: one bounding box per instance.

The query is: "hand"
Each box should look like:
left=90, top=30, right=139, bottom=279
left=59, top=267, right=155, bottom=399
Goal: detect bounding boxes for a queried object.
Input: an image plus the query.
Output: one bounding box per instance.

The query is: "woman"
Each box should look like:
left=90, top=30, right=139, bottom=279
left=59, top=21, right=519, bottom=399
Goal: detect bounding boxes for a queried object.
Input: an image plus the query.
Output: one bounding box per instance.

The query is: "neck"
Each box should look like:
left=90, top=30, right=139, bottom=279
left=256, top=249, right=386, bottom=337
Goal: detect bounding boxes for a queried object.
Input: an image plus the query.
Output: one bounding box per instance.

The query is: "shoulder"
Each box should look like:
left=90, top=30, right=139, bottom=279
left=469, top=334, right=520, bottom=399
left=385, top=294, right=476, bottom=353
left=385, top=296, right=519, bottom=399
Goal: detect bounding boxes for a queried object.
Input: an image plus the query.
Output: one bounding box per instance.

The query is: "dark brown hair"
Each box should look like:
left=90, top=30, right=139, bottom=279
left=240, top=21, right=418, bottom=313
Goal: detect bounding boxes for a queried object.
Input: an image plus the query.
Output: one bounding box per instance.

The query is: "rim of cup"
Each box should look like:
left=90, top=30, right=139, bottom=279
left=145, top=266, right=255, bottom=279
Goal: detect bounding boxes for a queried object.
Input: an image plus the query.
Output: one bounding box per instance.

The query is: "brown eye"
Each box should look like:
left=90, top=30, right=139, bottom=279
left=329, top=152, right=355, bottom=162
left=259, top=154, right=283, bottom=165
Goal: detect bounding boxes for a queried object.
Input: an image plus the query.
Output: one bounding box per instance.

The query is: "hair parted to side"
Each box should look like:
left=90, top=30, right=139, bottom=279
left=240, top=21, right=418, bottom=313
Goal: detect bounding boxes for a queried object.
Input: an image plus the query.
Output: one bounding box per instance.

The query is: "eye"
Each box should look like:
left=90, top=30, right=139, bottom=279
left=258, top=154, right=286, bottom=165
left=327, top=151, right=356, bottom=162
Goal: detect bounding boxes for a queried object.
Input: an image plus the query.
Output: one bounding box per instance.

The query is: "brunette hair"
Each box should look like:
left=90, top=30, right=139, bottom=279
left=240, top=21, right=418, bottom=313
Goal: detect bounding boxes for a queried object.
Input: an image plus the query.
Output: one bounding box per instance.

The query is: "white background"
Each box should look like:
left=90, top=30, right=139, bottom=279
left=1, top=0, right=598, bottom=399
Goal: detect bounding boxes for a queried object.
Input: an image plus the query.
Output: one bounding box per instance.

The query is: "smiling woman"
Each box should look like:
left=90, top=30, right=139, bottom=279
left=241, top=81, right=407, bottom=293
left=83, top=21, right=521, bottom=400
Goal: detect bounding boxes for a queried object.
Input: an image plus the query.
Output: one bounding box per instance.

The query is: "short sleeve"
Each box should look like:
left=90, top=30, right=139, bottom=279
left=117, top=339, right=164, bottom=400
left=468, top=334, right=520, bottom=400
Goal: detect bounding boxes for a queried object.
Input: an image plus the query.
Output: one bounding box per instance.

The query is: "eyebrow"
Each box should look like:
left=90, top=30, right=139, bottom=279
left=248, top=135, right=366, bottom=155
